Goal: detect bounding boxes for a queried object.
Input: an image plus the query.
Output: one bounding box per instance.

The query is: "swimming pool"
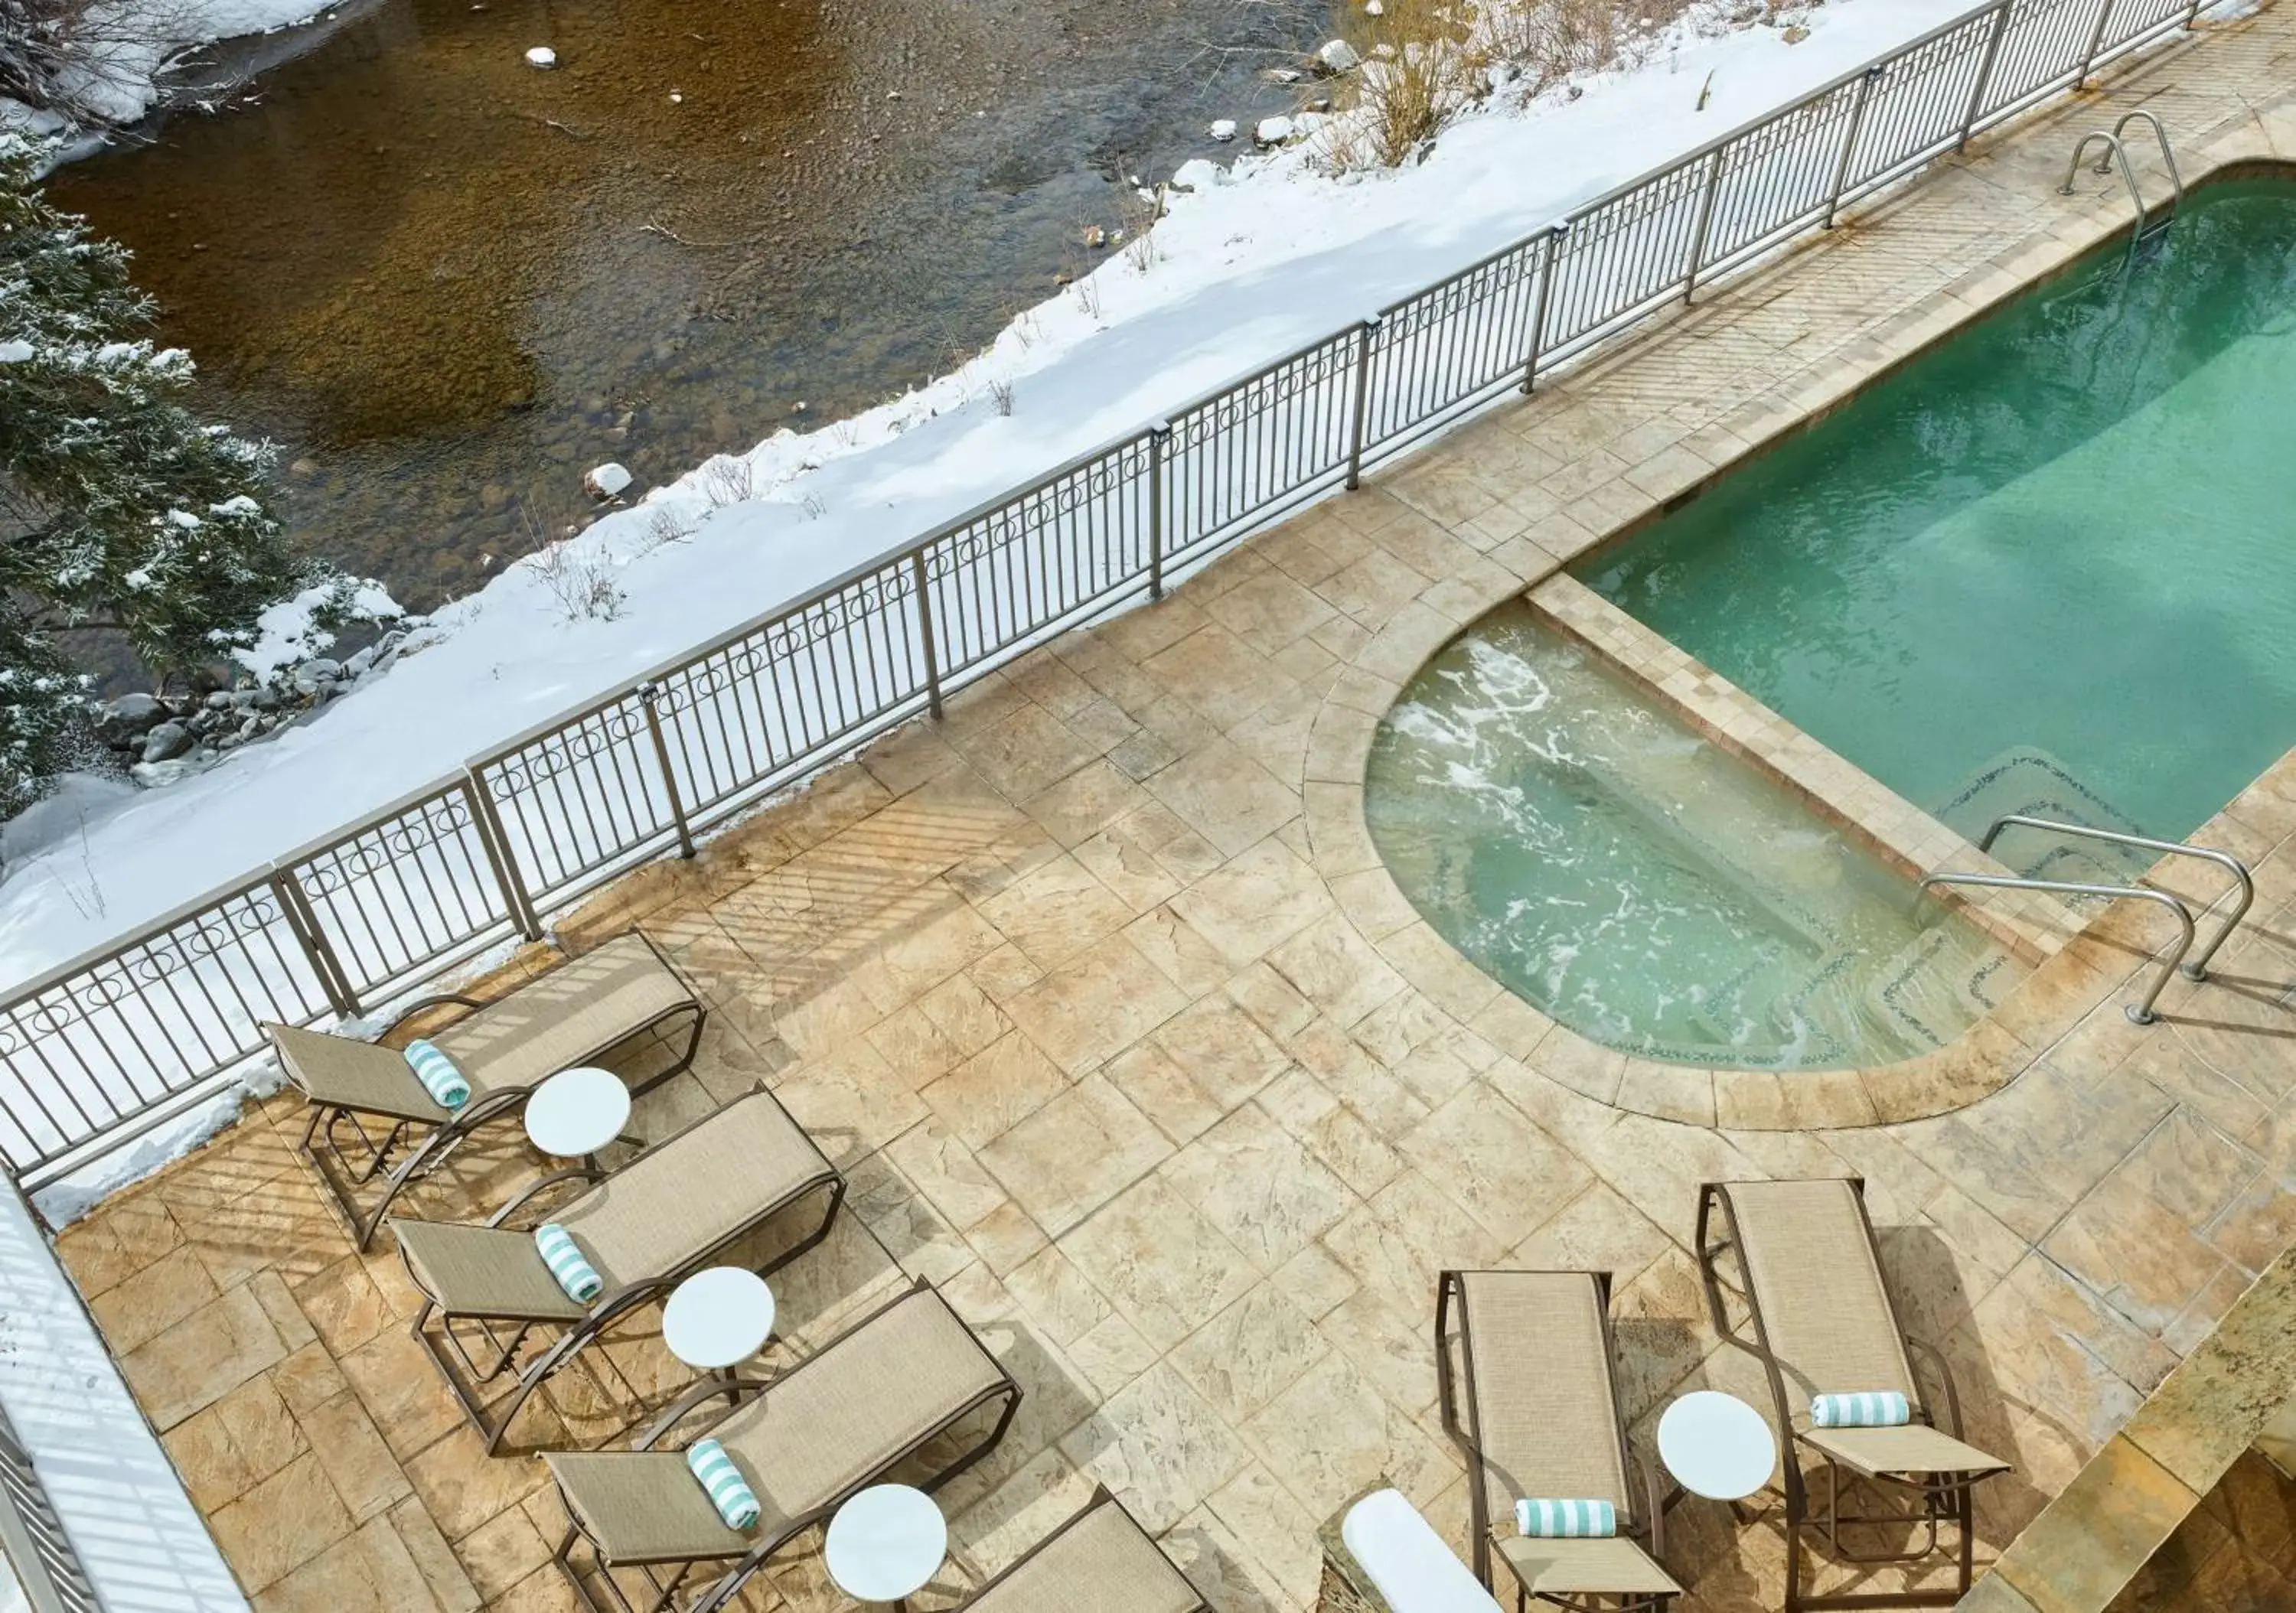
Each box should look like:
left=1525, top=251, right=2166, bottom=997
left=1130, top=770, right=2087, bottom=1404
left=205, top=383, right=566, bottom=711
left=1364, top=607, right=2024, bottom=1070
left=1580, top=176, right=2296, bottom=877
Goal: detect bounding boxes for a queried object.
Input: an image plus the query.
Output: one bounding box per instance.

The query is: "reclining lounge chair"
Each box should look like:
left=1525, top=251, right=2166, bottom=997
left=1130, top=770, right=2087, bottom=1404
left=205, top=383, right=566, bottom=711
left=1436, top=1269, right=1680, bottom=1611
left=268, top=932, right=703, bottom=1247
left=546, top=1276, right=1019, bottom=1613
left=962, top=1487, right=1205, bottom=1612
left=1696, top=1178, right=2010, bottom=1611
left=391, top=1087, right=842, bottom=1452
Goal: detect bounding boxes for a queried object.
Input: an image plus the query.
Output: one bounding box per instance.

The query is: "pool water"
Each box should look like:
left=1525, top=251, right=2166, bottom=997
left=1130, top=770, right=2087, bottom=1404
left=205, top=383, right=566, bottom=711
left=1364, top=608, right=2025, bottom=1070
left=1581, top=178, right=2296, bottom=878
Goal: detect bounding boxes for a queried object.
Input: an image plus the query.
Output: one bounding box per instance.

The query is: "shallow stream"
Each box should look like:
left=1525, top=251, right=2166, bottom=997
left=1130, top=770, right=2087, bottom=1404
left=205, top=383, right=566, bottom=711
left=47, top=0, right=1307, bottom=609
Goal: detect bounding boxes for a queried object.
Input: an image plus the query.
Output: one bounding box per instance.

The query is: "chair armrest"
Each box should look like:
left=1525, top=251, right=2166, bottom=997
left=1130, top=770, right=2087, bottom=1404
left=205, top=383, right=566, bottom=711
left=380, top=992, right=487, bottom=1038
left=634, top=1376, right=770, bottom=1451
left=484, top=1165, right=606, bottom=1228
left=1905, top=1334, right=1966, bottom=1439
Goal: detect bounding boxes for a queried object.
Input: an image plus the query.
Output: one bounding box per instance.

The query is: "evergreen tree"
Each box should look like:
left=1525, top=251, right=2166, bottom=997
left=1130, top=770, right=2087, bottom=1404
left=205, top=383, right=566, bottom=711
left=0, top=132, right=314, bottom=811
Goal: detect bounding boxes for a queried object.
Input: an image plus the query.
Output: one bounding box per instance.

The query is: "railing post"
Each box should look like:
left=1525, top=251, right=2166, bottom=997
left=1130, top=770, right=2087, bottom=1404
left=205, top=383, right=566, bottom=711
left=1343, top=318, right=1379, bottom=490
left=460, top=771, right=543, bottom=941
left=1959, top=1, right=2014, bottom=151
left=1824, top=67, right=1883, bottom=229
left=910, top=551, right=944, bottom=720
left=268, top=868, right=361, bottom=1018
left=1682, top=148, right=1726, bottom=304
left=1147, top=422, right=1171, bottom=599
left=637, top=683, right=696, bottom=860
left=2078, top=0, right=2118, bottom=84
left=2183, top=0, right=2203, bottom=27
left=1521, top=224, right=1565, bottom=394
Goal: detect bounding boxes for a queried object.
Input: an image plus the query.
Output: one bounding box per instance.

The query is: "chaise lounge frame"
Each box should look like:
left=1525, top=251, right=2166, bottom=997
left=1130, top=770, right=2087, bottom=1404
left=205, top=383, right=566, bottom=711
left=1696, top=1178, right=2007, bottom=1613
left=274, top=931, right=704, bottom=1250
left=1436, top=1268, right=1677, bottom=1613
left=397, top=1086, right=843, bottom=1454
left=548, top=1276, right=1022, bottom=1613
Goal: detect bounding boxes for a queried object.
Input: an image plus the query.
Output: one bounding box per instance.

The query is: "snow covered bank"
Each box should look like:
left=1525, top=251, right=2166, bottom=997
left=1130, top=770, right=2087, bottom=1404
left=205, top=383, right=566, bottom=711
left=0, top=0, right=1982, bottom=999
left=2, top=0, right=323, bottom=134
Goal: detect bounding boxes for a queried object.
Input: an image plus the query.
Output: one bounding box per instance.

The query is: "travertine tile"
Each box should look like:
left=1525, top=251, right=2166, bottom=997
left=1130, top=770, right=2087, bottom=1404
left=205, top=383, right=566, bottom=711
left=977, top=1076, right=1173, bottom=1235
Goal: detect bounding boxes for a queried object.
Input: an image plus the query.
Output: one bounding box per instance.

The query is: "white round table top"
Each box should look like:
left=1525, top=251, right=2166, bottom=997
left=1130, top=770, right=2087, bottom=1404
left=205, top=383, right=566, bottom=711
left=823, top=1484, right=947, bottom=1602
left=1658, top=1390, right=1777, bottom=1501
left=661, top=1268, right=776, bottom=1370
left=523, top=1066, right=630, bottom=1158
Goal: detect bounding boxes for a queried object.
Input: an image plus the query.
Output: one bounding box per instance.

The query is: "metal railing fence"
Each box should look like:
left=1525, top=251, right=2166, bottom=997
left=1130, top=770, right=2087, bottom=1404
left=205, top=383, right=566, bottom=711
left=0, top=0, right=2222, bottom=1188
left=0, top=1400, right=99, bottom=1613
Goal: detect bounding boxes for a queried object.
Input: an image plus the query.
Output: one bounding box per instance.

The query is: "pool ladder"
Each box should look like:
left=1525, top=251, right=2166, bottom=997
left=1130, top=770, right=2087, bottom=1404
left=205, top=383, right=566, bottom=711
left=2060, top=111, right=2183, bottom=260
left=1918, top=813, right=2252, bottom=1025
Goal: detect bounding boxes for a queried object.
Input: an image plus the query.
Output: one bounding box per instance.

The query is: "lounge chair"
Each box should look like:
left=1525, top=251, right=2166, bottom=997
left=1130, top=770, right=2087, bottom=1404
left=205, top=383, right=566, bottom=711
left=268, top=932, right=703, bottom=1247
left=1695, top=1178, right=2009, bottom=1612
left=1437, top=1269, right=1681, bottom=1611
left=391, top=1087, right=843, bottom=1452
left=546, top=1276, right=1019, bottom=1613
left=962, top=1488, right=1205, bottom=1612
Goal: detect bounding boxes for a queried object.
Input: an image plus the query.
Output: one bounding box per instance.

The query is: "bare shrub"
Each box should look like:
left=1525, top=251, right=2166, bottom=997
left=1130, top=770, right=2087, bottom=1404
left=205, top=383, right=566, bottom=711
left=987, top=377, right=1016, bottom=416
left=638, top=505, right=696, bottom=554
left=1, top=0, right=201, bottom=123
left=517, top=503, right=625, bottom=622
left=699, top=455, right=756, bottom=509
left=1116, top=180, right=1166, bottom=272
left=1321, top=0, right=1488, bottom=169
left=1071, top=273, right=1104, bottom=322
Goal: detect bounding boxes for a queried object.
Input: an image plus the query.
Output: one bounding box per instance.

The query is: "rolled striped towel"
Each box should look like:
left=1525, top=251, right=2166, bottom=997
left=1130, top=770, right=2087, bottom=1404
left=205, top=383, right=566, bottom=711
left=533, top=1224, right=602, bottom=1305
left=1515, top=1498, right=1616, bottom=1538
left=403, top=1038, right=470, bottom=1110
left=687, top=1438, right=758, bottom=1530
left=1811, top=1391, right=1910, bottom=1428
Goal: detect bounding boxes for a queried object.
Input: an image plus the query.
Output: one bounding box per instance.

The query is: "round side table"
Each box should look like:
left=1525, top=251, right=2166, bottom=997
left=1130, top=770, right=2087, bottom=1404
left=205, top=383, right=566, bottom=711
left=824, top=1484, right=947, bottom=1611
left=523, top=1066, right=631, bottom=1170
left=662, top=1267, right=776, bottom=1388
left=1658, top=1389, right=1778, bottom=1512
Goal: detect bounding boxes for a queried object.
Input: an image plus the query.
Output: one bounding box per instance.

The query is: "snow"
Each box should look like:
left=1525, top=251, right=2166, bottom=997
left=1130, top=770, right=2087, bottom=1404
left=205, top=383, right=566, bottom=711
left=239, top=575, right=403, bottom=679
left=0, top=1176, right=249, bottom=1611
left=526, top=45, right=559, bottom=68
left=586, top=461, right=634, bottom=497
left=0, top=341, right=32, bottom=364
left=0, top=0, right=2045, bottom=1164
left=2, top=0, right=326, bottom=130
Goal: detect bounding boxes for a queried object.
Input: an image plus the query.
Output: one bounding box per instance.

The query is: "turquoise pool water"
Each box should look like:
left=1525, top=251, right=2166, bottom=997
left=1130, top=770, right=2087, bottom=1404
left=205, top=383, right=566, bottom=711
left=1581, top=178, right=2296, bottom=877
left=1365, top=608, right=2023, bottom=1070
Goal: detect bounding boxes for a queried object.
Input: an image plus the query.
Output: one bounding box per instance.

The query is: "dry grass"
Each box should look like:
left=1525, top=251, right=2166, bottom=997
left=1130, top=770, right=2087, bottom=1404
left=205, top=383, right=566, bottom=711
left=1314, top=0, right=1703, bottom=171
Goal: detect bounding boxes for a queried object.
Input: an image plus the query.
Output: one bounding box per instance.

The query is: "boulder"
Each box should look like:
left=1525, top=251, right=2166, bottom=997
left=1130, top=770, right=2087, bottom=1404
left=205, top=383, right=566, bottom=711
left=1315, top=38, right=1362, bottom=73
left=142, top=722, right=194, bottom=764
left=1256, top=116, right=1297, bottom=146
left=1208, top=118, right=1238, bottom=142
left=526, top=45, right=557, bottom=67
left=585, top=461, right=634, bottom=500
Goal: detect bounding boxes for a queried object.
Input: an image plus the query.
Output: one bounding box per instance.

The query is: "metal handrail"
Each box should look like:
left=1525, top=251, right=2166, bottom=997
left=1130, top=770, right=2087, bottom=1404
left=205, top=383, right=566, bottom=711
left=0, top=1402, right=99, bottom=1613
left=2105, top=109, right=2185, bottom=233
left=0, top=0, right=2250, bottom=1190
left=2060, top=132, right=2150, bottom=259
left=1916, top=872, right=2196, bottom=1024
left=1978, top=813, right=2250, bottom=977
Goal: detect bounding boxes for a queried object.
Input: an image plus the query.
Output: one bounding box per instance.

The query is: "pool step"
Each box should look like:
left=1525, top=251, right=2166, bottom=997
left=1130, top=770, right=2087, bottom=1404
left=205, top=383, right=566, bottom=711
left=1934, top=746, right=2154, bottom=887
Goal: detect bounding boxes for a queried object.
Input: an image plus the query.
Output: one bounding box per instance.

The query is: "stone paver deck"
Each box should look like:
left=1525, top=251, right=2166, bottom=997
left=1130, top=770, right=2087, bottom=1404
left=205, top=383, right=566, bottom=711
left=48, top=12, right=2296, bottom=1612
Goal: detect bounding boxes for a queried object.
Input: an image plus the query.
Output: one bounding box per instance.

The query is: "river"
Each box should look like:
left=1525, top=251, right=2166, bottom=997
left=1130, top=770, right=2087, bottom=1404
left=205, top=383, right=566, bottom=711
left=46, top=0, right=1312, bottom=612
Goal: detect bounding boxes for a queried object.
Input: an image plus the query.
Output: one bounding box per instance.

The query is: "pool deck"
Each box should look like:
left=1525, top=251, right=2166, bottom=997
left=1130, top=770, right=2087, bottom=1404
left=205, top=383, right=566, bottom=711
left=51, top=12, right=2296, bottom=1613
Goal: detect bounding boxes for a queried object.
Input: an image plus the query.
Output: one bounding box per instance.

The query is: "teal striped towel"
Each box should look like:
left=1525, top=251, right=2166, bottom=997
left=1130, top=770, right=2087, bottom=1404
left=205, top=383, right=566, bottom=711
left=533, top=1224, right=602, bottom=1304
left=1811, top=1391, right=1910, bottom=1428
left=403, top=1038, right=470, bottom=1110
left=687, top=1439, right=758, bottom=1530
left=1516, top=1498, right=1616, bottom=1538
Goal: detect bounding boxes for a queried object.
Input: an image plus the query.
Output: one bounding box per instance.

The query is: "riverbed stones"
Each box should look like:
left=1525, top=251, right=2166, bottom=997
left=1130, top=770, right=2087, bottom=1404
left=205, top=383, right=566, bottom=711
left=142, top=722, right=194, bottom=764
